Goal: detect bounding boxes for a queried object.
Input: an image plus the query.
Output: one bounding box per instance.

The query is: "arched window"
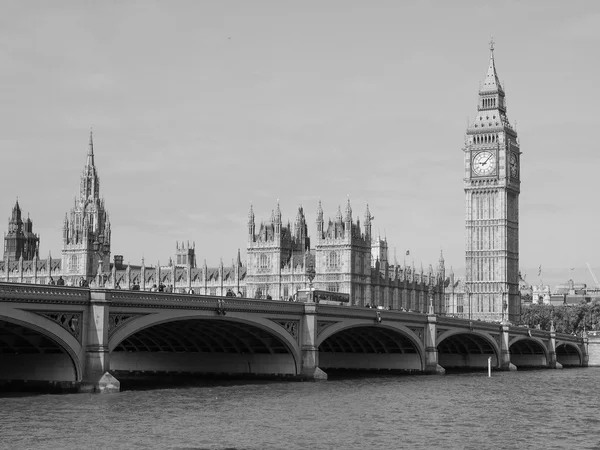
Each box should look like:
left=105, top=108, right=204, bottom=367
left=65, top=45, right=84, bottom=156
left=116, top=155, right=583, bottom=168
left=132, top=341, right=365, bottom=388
left=69, top=255, right=78, bottom=273
left=328, top=251, right=339, bottom=268
left=259, top=254, right=269, bottom=269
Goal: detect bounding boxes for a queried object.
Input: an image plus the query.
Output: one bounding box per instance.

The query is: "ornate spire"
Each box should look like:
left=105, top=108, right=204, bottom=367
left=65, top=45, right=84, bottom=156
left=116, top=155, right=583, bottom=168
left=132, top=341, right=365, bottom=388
left=336, top=205, right=343, bottom=222
left=11, top=198, right=21, bottom=222
left=295, top=205, right=304, bottom=223
left=344, top=198, right=352, bottom=222
left=335, top=205, right=343, bottom=223
left=481, top=37, right=503, bottom=94
left=364, top=204, right=374, bottom=226
left=248, top=203, right=255, bottom=223
left=468, top=40, right=513, bottom=135
left=317, top=200, right=323, bottom=220
left=274, top=201, right=282, bottom=223
left=87, top=128, right=95, bottom=168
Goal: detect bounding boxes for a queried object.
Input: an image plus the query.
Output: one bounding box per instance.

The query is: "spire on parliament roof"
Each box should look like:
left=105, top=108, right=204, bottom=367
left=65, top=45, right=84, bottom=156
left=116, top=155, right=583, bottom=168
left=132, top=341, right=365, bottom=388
left=87, top=128, right=95, bottom=168
left=481, top=37, right=503, bottom=94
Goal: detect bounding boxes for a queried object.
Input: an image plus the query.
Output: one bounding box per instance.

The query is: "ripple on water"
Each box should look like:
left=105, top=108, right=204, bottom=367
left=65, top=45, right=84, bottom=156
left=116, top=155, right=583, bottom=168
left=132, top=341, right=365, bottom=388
left=2, top=368, right=600, bottom=450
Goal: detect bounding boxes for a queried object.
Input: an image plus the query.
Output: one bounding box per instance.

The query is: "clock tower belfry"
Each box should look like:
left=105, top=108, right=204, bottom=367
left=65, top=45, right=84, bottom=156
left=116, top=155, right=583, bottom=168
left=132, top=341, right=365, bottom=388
left=464, top=40, right=520, bottom=322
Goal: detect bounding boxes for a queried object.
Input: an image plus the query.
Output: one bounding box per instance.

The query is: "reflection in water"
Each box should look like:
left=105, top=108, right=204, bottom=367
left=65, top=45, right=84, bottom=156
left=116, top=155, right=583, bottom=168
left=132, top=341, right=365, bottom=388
left=1, top=369, right=599, bottom=450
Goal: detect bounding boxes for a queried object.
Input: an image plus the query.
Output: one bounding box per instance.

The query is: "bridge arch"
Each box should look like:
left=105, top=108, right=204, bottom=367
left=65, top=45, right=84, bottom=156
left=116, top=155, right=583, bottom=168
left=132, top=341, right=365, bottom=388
left=437, top=329, right=501, bottom=369
left=316, top=322, right=426, bottom=372
left=555, top=340, right=583, bottom=367
left=108, top=310, right=302, bottom=377
left=0, top=310, right=82, bottom=382
left=508, top=336, right=549, bottom=368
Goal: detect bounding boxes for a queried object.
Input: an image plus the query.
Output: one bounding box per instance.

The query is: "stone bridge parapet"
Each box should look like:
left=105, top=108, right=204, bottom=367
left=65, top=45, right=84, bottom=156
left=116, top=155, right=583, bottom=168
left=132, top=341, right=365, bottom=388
left=0, top=282, right=590, bottom=393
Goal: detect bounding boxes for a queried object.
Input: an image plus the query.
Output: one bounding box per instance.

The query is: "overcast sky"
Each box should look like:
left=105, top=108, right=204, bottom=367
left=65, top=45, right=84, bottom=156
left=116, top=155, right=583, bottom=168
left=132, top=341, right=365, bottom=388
left=1, top=1, right=599, bottom=287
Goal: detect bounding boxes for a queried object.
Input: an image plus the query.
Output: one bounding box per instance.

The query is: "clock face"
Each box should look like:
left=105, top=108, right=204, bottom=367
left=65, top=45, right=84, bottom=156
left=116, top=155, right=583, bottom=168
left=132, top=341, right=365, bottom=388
left=509, top=152, right=519, bottom=179
left=472, top=151, right=497, bottom=176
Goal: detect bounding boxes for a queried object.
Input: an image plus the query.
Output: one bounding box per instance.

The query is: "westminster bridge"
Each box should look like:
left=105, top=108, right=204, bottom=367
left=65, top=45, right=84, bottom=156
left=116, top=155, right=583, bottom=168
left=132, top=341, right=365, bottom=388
left=0, top=282, right=592, bottom=393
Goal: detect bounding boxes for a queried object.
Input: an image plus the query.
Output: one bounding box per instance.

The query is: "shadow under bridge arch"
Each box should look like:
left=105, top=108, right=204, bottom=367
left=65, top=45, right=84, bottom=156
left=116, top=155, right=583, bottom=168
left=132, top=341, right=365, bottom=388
left=437, top=330, right=500, bottom=370
left=509, top=337, right=549, bottom=368
left=109, top=312, right=302, bottom=378
left=0, top=314, right=81, bottom=383
left=317, top=323, right=425, bottom=372
left=555, top=341, right=583, bottom=367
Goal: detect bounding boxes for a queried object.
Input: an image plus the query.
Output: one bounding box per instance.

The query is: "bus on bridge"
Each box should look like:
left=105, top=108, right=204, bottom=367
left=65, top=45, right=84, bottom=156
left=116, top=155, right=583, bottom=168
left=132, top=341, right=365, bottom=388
left=295, top=289, right=349, bottom=305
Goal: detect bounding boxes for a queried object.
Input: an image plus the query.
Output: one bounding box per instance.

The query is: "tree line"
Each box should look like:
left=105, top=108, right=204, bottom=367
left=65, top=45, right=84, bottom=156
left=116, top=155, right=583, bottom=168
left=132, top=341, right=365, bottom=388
left=519, top=301, right=600, bottom=335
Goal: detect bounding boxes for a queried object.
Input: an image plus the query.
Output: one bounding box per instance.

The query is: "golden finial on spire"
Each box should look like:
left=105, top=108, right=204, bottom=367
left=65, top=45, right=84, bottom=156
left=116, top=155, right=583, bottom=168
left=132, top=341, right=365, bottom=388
left=489, top=36, right=495, bottom=53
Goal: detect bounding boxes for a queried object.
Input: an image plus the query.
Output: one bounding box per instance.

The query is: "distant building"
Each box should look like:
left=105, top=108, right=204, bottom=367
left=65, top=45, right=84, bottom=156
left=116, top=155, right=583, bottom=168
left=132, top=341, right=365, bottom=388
left=3, top=200, right=39, bottom=261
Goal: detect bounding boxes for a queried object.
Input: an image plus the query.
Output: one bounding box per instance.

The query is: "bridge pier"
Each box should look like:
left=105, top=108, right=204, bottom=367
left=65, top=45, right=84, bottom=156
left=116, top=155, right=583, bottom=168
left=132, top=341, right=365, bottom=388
left=299, top=303, right=327, bottom=380
left=499, top=323, right=517, bottom=371
left=547, top=328, right=563, bottom=370
left=582, top=333, right=590, bottom=367
left=79, top=290, right=120, bottom=393
left=424, top=311, right=445, bottom=375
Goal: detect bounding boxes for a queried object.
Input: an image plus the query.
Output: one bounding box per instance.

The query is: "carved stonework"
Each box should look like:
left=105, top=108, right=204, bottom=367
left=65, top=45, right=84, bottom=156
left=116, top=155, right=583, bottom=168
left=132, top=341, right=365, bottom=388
left=491, top=333, right=501, bottom=349
left=437, top=328, right=448, bottom=338
left=271, top=320, right=299, bottom=343
left=108, top=314, right=145, bottom=337
left=317, top=321, right=338, bottom=336
left=36, top=311, right=82, bottom=342
left=409, top=327, right=424, bottom=343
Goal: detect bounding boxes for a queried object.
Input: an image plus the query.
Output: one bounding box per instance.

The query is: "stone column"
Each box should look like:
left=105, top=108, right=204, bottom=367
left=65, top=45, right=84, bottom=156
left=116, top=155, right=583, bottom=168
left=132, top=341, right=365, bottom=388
left=424, top=307, right=445, bottom=374
left=582, top=331, right=595, bottom=367
left=299, top=303, right=327, bottom=380
left=499, top=323, right=517, bottom=370
left=547, top=327, right=563, bottom=369
left=79, top=289, right=120, bottom=393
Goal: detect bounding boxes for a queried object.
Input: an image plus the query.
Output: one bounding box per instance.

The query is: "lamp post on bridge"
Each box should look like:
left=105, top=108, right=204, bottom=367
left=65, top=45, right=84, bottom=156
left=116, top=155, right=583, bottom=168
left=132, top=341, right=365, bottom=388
left=306, top=263, right=316, bottom=303
left=464, top=285, right=471, bottom=321
left=500, top=287, right=507, bottom=324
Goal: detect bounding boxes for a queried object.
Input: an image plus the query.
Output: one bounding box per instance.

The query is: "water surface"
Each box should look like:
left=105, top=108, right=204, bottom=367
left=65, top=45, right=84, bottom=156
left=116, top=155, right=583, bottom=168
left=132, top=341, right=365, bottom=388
left=2, top=369, right=599, bottom=450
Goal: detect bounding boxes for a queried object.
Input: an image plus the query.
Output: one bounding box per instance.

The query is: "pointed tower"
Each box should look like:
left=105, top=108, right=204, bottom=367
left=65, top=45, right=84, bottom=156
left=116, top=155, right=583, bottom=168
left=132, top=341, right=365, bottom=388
left=274, top=202, right=282, bottom=236
left=3, top=199, right=39, bottom=261
left=61, top=130, right=111, bottom=283
left=248, top=204, right=255, bottom=243
left=364, top=204, right=372, bottom=240
left=464, top=40, right=520, bottom=322
left=438, top=250, right=445, bottom=281
left=294, top=206, right=309, bottom=251
left=316, top=201, right=324, bottom=239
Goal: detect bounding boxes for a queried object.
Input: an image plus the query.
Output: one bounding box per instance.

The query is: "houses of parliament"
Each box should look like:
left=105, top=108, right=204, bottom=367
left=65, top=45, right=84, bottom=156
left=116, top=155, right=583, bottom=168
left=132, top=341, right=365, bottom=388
left=0, top=43, right=520, bottom=320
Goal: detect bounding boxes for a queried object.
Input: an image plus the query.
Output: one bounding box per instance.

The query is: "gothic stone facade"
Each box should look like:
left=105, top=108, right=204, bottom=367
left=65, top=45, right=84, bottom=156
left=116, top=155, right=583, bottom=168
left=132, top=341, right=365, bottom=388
left=246, top=201, right=446, bottom=313
left=0, top=134, right=446, bottom=313
left=464, top=43, right=520, bottom=322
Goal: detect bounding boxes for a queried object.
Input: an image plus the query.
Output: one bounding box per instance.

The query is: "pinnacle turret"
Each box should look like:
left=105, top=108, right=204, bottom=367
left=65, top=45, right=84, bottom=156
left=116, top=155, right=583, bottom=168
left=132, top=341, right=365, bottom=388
left=295, top=205, right=304, bottom=224
left=11, top=199, right=21, bottom=220
left=481, top=38, right=503, bottom=94
left=274, top=202, right=282, bottom=223
left=335, top=205, right=343, bottom=223
left=363, top=204, right=372, bottom=239
left=87, top=129, right=95, bottom=168
left=344, top=199, right=352, bottom=222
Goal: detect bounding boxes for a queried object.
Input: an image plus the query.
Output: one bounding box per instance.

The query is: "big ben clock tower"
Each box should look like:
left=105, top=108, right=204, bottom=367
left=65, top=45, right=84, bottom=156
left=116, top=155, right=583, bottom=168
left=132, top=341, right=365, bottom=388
left=464, top=40, right=520, bottom=322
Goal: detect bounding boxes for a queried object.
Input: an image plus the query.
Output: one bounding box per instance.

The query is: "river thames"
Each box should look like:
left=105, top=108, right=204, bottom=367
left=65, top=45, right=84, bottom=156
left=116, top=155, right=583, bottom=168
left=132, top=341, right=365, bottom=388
left=1, top=369, right=598, bottom=450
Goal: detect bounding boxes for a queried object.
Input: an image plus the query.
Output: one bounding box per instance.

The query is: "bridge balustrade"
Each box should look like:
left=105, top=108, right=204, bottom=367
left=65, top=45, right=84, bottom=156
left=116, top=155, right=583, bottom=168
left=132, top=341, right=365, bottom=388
left=0, top=282, right=590, bottom=393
